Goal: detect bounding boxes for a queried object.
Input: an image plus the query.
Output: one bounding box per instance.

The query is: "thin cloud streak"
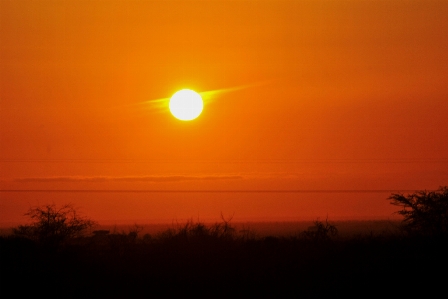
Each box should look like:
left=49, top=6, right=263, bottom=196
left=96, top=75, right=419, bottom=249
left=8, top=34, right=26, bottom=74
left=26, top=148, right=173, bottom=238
left=198, top=81, right=268, bottom=102
left=133, top=81, right=270, bottom=111
left=12, top=175, right=244, bottom=183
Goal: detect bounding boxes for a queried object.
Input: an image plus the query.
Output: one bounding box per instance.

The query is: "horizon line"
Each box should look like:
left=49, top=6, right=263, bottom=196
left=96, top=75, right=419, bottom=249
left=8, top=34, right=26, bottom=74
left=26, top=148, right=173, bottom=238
left=0, top=189, right=430, bottom=193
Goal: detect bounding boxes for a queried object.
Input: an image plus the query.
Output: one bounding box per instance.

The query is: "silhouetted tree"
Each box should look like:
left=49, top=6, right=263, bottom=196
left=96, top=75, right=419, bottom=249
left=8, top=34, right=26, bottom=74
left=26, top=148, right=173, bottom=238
left=388, top=186, right=448, bottom=236
left=13, top=204, right=96, bottom=247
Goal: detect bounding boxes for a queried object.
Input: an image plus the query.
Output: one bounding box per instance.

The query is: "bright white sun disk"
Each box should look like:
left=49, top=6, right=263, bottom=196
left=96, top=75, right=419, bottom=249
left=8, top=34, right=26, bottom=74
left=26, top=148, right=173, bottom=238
left=169, top=89, right=203, bottom=121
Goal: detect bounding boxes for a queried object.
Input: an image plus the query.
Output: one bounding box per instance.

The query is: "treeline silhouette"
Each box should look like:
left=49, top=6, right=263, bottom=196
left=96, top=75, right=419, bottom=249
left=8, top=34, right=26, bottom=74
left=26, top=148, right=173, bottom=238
left=1, top=187, right=448, bottom=297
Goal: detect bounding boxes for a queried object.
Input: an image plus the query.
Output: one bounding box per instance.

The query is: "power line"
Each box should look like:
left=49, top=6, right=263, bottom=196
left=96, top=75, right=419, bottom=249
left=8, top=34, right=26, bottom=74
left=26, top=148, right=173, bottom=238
left=0, top=189, right=427, bottom=193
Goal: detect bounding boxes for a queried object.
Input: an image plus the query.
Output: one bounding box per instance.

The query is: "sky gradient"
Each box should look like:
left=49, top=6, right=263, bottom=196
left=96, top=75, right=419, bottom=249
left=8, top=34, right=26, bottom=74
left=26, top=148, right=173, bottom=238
left=1, top=0, right=447, bottom=224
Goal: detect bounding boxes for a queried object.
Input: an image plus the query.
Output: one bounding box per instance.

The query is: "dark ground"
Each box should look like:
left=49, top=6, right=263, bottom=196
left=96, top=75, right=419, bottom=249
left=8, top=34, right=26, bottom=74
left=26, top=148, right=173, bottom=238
left=1, top=224, right=447, bottom=298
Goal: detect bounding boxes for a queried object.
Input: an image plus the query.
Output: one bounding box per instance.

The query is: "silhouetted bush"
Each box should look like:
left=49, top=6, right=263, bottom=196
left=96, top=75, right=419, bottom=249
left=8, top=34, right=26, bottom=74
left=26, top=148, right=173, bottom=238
left=13, top=204, right=96, bottom=248
left=301, top=218, right=338, bottom=242
left=389, top=186, right=448, bottom=236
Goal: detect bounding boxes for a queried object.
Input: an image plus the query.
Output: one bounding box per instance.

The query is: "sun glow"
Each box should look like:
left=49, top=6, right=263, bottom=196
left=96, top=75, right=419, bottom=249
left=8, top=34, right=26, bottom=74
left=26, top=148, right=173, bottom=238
left=169, top=89, right=203, bottom=121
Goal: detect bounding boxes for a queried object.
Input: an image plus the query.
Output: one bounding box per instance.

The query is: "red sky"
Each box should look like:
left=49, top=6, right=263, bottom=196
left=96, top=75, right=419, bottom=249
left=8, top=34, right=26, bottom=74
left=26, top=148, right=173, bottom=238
left=1, top=0, right=447, bottom=225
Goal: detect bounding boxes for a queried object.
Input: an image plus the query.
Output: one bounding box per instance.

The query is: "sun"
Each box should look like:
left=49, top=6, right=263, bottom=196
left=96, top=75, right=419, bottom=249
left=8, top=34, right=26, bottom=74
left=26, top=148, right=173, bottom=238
left=169, top=89, right=203, bottom=121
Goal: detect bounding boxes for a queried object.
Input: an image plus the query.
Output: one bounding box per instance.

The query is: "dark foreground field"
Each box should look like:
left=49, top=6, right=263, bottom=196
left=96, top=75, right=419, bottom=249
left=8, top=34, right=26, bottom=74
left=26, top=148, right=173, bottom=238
left=2, top=221, right=447, bottom=298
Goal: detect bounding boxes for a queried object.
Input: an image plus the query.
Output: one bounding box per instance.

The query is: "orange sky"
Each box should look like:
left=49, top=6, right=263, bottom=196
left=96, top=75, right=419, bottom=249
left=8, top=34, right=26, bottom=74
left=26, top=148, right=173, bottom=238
left=1, top=0, right=448, bottom=225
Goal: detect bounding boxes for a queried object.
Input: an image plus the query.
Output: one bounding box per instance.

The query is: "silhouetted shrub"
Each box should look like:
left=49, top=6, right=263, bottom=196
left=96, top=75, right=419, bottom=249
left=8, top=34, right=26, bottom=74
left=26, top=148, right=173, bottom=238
left=301, top=218, right=338, bottom=242
left=13, top=204, right=96, bottom=248
left=156, top=214, right=237, bottom=246
left=388, top=186, right=448, bottom=236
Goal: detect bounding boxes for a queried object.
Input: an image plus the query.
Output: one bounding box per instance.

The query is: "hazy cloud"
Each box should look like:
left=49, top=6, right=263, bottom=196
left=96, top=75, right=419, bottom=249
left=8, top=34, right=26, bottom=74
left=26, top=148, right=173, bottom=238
left=13, top=175, right=244, bottom=183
